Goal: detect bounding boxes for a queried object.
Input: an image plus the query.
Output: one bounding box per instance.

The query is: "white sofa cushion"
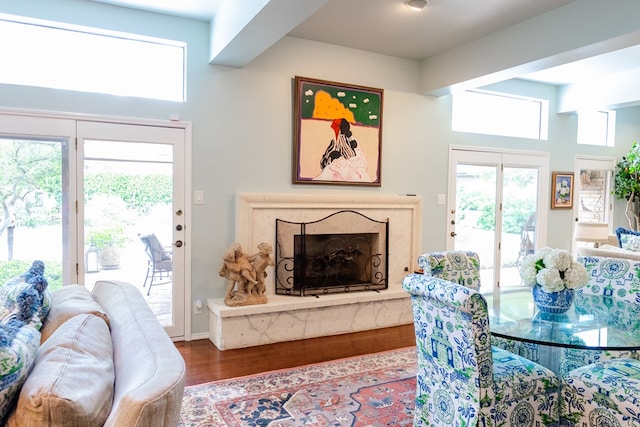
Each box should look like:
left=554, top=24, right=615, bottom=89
left=578, top=244, right=640, bottom=261
left=7, top=313, right=114, bottom=427
left=40, top=285, right=110, bottom=343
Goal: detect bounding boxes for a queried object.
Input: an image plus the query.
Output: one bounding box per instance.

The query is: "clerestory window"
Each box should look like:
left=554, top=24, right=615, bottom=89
left=0, top=13, right=186, bottom=102
left=577, top=110, right=616, bottom=147
left=452, top=89, right=549, bottom=140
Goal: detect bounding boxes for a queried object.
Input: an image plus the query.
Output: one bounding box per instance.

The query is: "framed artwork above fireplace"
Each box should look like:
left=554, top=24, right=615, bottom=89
left=292, top=76, right=383, bottom=186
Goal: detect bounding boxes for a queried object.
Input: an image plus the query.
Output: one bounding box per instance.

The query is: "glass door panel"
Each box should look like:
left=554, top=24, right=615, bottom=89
left=83, top=140, right=174, bottom=327
left=502, top=167, right=538, bottom=289
left=577, top=168, right=611, bottom=223
left=0, top=114, right=77, bottom=287
left=573, top=157, right=615, bottom=253
left=77, top=121, right=185, bottom=339
left=454, top=163, right=497, bottom=292
left=449, top=148, right=548, bottom=294
left=0, top=137, right=69, bottom=291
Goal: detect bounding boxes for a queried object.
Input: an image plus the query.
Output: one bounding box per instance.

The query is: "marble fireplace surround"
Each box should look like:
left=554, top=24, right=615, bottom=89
left=208, top=192, right=422, bottom=350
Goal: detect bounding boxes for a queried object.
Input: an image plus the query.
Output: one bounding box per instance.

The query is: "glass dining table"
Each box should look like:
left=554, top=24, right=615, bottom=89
left=486, top=288, right=640, bottom=375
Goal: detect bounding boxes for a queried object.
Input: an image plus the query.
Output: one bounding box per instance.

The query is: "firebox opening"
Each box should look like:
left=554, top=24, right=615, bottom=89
left=294, top=232, right=378, bottom=287
left=276, top=210, right=388, bottom=296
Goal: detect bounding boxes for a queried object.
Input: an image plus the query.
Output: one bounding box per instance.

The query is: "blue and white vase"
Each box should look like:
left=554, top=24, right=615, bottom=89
left=532, top=283, right=575, bottom=314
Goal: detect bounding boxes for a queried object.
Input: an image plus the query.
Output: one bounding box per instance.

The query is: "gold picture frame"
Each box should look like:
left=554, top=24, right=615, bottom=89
left=551, top=171, right=574, bottom=209
left=292, top=76, right=383, bottom=186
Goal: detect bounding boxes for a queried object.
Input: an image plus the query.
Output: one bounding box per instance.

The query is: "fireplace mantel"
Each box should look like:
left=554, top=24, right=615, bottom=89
left=208, top=192, right=422, bottom=350
left=235, top=192, right=422, bottom=293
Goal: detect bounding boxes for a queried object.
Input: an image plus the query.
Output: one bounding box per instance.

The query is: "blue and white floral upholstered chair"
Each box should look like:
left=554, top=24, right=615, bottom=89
left=403, top=273, right=560, bottom=426
left=578, top=255, right=640, bottom=304
left=418, top=250, right=481, bottom=290
left=418, top=251, right=519, bottom=354
left=559, top=256, right=640, bottom=376
left=563, top=358, right=640, bottom=426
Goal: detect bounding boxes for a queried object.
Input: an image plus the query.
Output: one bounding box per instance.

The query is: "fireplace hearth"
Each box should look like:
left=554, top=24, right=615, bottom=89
left=275, top=210, right=388, bottom=296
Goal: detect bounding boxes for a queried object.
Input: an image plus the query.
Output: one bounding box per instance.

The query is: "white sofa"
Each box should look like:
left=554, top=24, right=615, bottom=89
left=577, top=235, right=640, bottom=261
left=5, top=280, right=186, bottom=426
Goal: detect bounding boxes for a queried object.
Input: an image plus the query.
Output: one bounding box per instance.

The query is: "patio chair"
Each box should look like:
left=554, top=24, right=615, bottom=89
left=402, top=273, right=560, bottom=426
left=139, top=233, right=173, bottom=295
left=516, top=213, right=536, bottom=268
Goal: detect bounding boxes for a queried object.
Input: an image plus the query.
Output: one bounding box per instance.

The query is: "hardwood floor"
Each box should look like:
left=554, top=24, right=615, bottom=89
left=174, top=324, right=416, bottom=386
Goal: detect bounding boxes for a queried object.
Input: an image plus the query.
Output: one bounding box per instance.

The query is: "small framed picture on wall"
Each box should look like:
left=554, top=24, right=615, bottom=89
left=551, top=171, right=574, bottom=209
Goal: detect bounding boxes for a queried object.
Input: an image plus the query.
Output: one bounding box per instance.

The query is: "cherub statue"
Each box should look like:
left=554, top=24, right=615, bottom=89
left=219, top=242, right=271, bottom=306
left=248, top=242, right=275, bottom=296
left=219, top=243, right=257, bottom=299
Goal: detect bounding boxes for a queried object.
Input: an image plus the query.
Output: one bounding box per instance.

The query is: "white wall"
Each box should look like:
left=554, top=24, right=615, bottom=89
left=0, top=0, right=639, bottom=335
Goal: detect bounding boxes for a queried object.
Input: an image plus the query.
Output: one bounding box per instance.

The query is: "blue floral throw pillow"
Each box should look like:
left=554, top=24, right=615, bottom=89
left=0, top=260, right=51, bottom=423
left=615, top=227, right=640, bottom=248
left=0, top=260, right=51, bottom=330
left=0, top=323, right=40, bottom=424
left=622, top=234, right=640, bottom=252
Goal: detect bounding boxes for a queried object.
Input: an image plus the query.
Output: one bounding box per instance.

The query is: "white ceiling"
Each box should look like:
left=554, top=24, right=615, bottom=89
left=91, top=0, right=640, bottom=88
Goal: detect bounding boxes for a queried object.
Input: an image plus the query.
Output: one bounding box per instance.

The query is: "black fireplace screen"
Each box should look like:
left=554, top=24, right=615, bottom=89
left=275, top=210, right=388, bottom=296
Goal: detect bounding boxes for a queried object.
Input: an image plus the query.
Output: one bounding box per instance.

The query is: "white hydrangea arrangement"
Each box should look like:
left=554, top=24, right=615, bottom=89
left=520, top=247, right=589, bottom=292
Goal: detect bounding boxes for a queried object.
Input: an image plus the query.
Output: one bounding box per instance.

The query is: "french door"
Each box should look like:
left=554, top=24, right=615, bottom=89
left=574, top=156, right=614, bottom=224
left=0, top=112, right=187, bottom=339
left=447, top=147, right=549, bottom=293
left=572, top=156, right=615, bottom=253
left=77, top=121, right=186, bottom=338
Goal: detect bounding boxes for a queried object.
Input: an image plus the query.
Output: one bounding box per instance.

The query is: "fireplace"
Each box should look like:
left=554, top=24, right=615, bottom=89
left=275, top=210, right=388, bottom=296
left=207, top=193, right=422, bottom=349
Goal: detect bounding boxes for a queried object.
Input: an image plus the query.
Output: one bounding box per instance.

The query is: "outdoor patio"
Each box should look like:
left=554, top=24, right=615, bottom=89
left=84, top=243, right=173, bottom=327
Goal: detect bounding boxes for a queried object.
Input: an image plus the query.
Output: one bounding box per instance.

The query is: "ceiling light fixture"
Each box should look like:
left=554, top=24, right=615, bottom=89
left=404, top=0, right=429, bottom=11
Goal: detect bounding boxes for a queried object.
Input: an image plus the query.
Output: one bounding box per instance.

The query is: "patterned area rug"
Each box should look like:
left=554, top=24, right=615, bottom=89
left=179, top=346, right=417, bottom=427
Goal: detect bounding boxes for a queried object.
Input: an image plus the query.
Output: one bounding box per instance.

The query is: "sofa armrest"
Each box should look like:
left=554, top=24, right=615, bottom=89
left=91, top=280, right=185, bottom=427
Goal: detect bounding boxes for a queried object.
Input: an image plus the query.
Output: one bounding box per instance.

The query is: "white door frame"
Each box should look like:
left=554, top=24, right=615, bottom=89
left=447, top=145, right=549, bottom=289
left=0, top=109, right=192, bottom=340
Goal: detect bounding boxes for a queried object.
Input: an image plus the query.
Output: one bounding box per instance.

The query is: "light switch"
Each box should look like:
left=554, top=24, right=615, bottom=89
left=194, top=190, right=204, bottom=204
left=437, top=194, right=446, bottom=205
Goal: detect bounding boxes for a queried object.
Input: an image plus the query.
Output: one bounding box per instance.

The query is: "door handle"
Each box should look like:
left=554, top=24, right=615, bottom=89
left=174, top=240, right=183, bottom=247
left=450, top=232, right=457, bottom=237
